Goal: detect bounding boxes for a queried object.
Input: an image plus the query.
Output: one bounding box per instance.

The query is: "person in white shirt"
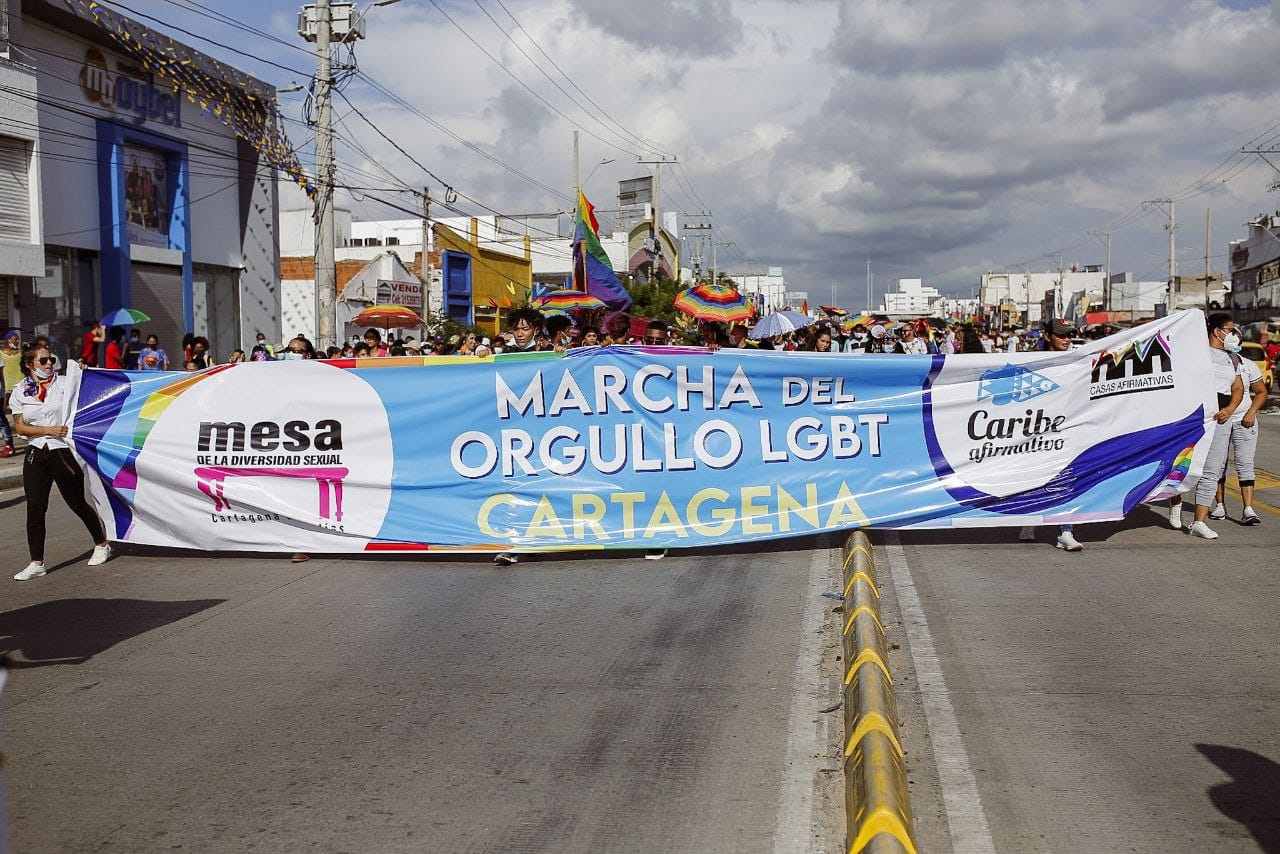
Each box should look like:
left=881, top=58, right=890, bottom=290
left=1168, top=313, right=1245, bottom=539
left=1207, top=348, right=1267, bottom=524
left=9, top=345, right=111, bottom=580
left=896, top=322, right=928, bottom=355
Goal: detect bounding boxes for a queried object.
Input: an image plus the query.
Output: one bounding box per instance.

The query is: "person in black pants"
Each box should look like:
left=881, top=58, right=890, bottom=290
left=8, top=345, right=111, bottom=580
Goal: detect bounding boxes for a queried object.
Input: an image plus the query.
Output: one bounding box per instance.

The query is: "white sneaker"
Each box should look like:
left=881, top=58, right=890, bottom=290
left=14, top=561, right=46, bottom=581
left=1055, top=531, right=1083, bottom=552
left=87, top=543, right=112, bottom=566
left=1188, top=520, right=1219, bottom=540
left=1168, top=506, right=1183, bottom=529
left=1018, top=526, right=1036, bottom=542
left=644, top=549, right=667, bottom=560
left=493, top=552, right=518, bottom=566
left=1243, top=507, right=1262, bottom=526
left=1209, top=502, right=1227, bottom=520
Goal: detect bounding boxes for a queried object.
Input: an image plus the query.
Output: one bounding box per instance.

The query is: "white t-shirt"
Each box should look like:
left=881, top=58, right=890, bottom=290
left=900, top=338, right=928, bottom=355
left=1232, top=356, right=1263, bottom=423
left=1209, top=348, right=1240, bottom=396
left=7, top=374, right=73, bottom=450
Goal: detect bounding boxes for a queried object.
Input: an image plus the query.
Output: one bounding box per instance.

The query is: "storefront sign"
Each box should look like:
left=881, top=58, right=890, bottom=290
left=375, top=279, right=424, bottom=310
left=68, top=312, right=1216, bottom=554
left=80, top=48, right=182, bottom=128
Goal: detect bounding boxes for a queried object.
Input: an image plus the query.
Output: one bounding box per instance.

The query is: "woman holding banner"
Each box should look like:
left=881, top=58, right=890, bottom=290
left=1169, top=313, right=1245, bottom=539
left=9, top=345, right=112, bottom=580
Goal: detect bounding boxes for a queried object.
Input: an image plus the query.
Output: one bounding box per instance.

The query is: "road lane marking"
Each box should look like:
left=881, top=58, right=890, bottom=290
left=883, top=532, right=996, bottom=854
left=771, top=547, right=837, bottom=854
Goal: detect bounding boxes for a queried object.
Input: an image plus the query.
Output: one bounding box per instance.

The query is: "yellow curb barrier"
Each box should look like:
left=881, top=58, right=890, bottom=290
left=841, top=531, right=917, bottom=854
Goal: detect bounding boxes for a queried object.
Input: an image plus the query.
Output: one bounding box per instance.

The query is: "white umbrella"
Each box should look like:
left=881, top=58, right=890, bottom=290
left=749, top=310, right=816, bottom=340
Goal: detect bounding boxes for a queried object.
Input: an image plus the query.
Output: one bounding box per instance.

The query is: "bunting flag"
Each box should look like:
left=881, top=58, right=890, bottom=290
left=572, top=191, right=631, bottom=311
left=65, top=0, right=314, bottom=197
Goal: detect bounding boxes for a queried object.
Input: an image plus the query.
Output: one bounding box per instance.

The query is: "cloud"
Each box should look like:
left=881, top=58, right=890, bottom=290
left=227, top=0, right=1280, bottom=301
left=568, top=0, right=744, bottom=57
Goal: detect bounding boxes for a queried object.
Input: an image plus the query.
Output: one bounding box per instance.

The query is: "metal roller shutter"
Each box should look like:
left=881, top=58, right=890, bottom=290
left=0, top=136, right=31, bottom=242
left=130, top=263, right=185, bottom=358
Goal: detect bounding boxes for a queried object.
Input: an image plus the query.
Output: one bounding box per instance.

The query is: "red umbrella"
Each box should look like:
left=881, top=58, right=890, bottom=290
left=352, top=304, right=424, bottom=329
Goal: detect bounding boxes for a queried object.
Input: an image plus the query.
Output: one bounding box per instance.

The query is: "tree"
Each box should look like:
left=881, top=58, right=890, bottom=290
left=627, top=271, right=685, bottom=324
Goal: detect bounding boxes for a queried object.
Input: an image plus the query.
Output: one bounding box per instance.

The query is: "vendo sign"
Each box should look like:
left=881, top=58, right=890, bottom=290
left=376, top=279, right=424, bottom=310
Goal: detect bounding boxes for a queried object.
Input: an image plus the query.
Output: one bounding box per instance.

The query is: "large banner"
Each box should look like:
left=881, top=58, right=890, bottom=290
left=69, top=311, right=1216, bottom=554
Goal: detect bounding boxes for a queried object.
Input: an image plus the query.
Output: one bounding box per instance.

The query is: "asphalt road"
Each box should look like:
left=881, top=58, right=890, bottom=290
left=0, top=498, right=846, bottom=853
left=884, top=413, right=1280, bottom=852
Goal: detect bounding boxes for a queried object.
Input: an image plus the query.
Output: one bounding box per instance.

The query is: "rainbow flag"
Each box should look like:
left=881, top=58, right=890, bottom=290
left=573, top=191, right=630, bottom=310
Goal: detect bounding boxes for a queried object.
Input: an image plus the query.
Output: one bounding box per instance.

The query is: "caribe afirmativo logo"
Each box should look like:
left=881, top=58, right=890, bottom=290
left=1089, top=333, right=1174, bottom=400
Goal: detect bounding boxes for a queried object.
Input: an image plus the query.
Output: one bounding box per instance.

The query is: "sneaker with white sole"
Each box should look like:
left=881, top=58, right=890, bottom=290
left=14, top=561, right=46, bottom=581
left=644, top=549, right=667, bottom=560
left=1188, top=520, right=1219, bottom=540
left=1168, top=506, right=1183, bottom=529
left=1056, top=531, right=1084, bottom=552
left=87, top=543, right=112, bottom=566
left=493, top=552, right=518, bottom=566
left=1243, top=507, right=1262, bottom=526
left=1018, top=526, right=1037, bottom=542
left=1209, top=502, right=1227, bottom=520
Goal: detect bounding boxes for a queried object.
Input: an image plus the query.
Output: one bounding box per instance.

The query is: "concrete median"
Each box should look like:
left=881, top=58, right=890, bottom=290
left=841, top=531, right=917, bottom=854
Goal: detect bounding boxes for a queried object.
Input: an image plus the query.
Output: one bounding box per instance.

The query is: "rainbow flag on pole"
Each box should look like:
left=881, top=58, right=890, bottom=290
left=573, top=191, right=631, bottom=310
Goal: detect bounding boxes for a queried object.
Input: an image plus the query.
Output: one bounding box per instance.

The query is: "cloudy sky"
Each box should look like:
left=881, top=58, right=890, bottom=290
left=132, top=0, right=1280, bottom=306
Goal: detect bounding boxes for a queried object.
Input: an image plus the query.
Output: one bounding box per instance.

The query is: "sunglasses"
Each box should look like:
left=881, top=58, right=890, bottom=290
left=644, top=336, right=666, bottom=344
left=35, top=356, right=53, bottom=365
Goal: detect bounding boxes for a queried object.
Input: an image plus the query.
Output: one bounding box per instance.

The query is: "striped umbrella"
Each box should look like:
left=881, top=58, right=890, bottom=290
left=748, top=310, right=815, bottom=340
left=533, top=289, right=606, bottom=315
left=100, top=308, right=151, bottom=327
left=352, top=304, right=424, bottom=329
left=673, top=282, right=752, bottom=323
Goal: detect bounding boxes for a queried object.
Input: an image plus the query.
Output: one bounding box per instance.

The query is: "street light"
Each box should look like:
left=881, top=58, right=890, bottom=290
left=582, top=157, right=614, bottom=188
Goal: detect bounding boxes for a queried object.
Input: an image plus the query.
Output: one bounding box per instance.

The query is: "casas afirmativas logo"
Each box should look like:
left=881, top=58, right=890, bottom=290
left=1089, top=333, right=1174, bottom=400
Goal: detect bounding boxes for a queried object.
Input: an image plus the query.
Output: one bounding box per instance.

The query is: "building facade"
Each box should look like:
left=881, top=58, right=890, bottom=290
left=1228, top=212, right=1280, bottom=316
left=1, top=0, right=284, bottom=364
left=880, top=278, right=940, bottom=314
left=729, top=267, right=786, bottom=314
left=980, top=268, right=1105, bottom=326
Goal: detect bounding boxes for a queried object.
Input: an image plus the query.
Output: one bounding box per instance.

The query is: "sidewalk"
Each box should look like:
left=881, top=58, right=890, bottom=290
left=0, top=438, right=25, bottom=491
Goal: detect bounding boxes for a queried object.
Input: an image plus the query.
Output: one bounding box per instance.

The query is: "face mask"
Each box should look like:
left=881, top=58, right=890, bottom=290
left=882, top=343, right=895, bottom=353
left=853, top=334, right=867, bottom=343
left=280, top=351, right=304, bottom=361
left=34, top=367, right=52, bottom=380
left=1221, top=331, right=1241, bottom=351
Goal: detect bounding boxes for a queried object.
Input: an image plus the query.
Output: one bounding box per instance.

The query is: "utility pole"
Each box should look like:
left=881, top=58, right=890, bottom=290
left=865, top=261, right=875, bottom=317
left=1143, top=198, right=1176, bottom=312
left=1088, top=228, right=1111, bottom=312
left=683, top=215, right=712, bottom=282
left=1204, top=207, right=1212, bottom=316
left=421, top=184, right=431, bottom=319
left=636, top=156, right=673, bottom=282
left=301, top=1, right=392, bottom=345
left=312, top=0, right=335, bottom=349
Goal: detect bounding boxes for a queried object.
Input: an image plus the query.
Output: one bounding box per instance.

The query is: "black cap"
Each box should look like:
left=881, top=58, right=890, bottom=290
left=1046, top=318, right=1076, bottom=336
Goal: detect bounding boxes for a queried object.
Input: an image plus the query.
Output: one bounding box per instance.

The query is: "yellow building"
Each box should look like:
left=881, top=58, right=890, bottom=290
left=433, top=219, right=533, bottom=336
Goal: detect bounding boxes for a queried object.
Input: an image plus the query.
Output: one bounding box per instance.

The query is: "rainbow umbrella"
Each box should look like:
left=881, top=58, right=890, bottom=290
left=352, top=304, right=424, bottom=329
left=534, top=289, right=606, bottom=315
left=673, top=282, right=752, bottom=323
left=100, top=308, right=150, bottom=327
